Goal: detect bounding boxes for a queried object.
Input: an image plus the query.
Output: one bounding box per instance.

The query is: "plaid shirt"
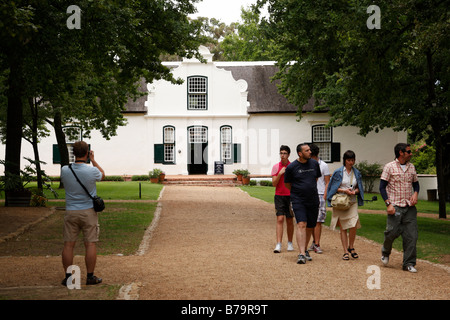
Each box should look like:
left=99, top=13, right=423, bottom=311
left=380, top=159, right=418, bottom=207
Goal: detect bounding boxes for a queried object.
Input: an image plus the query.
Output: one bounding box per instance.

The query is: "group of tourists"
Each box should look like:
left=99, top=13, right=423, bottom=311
left=271, top=142, right=420, bottom=273
left=59, top=140, right=420, bottom=288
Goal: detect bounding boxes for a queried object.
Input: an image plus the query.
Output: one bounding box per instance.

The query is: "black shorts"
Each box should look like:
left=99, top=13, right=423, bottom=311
left=291, top=198, right=319, bottom=228
left=274, top=195, right=294, bottom=218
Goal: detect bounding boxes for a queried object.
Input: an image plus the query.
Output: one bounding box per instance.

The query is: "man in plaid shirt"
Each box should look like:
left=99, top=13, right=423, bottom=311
left=379, top=143, right=420, bottom=273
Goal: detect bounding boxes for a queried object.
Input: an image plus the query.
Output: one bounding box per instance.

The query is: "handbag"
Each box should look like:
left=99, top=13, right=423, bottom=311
left=69, top=164, right=105, bottom=212
left=331, top=194, right=352, bottom=210
left=331, top=169, right=354, bottom=210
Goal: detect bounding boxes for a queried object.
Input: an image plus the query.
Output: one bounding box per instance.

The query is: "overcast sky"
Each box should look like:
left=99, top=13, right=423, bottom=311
left=189, top=0, right=260, bottom=24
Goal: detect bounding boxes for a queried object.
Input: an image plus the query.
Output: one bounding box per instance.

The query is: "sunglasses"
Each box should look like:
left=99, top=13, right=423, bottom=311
left=404, top=150, right=412, bottom=154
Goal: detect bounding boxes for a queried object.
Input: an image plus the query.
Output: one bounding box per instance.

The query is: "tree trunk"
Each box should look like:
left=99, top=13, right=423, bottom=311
left=53, top=109, right=68, bottom=189
left=433, top=126, right=447, bottom=219
left=29, top=98, right=43, bottom=191
left=426, top=50, right=447, bottom=219
left=4, top=54, right=24, bottom=196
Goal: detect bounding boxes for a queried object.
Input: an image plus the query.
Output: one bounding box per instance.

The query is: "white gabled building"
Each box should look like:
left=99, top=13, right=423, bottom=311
left=5, top=46, right=407, bottom=177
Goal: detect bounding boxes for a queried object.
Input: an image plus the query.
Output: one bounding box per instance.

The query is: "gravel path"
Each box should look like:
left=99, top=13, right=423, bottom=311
left=131, top=186, right=450, bottom=300
left=0, top=185, right=448, bottom=301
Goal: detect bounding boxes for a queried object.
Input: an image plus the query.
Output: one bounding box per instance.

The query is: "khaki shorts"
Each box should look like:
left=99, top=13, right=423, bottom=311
left=63, top=208, right=99, bottom=243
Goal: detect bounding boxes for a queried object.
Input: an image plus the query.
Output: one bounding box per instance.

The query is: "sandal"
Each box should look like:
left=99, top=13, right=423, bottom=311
left=342, top=253, right=350, bottom=260
left=348, top=248, right=359, bottom=259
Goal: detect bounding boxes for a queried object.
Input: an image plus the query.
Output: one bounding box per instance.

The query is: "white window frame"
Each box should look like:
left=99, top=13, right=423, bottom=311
left=187, top=76, right=207, bottom=110
left=221, top=126, right=232, bottom=162
left=312, top=125, right=332, bottom=162
left=163, top=126, right=175, bottom=163
left=63, top=126, right=82, bottom=163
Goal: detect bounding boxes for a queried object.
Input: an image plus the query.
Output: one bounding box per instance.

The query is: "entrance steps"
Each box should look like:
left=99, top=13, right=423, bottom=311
left=162, top=175, right=239, bottom=187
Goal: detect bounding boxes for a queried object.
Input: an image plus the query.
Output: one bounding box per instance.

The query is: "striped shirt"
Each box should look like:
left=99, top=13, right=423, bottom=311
left=380, top=159, right=418, bottom=207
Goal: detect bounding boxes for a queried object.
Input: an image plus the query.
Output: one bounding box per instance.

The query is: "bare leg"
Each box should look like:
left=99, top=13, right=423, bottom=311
left=276, top=215, right=285, bottom=244
left=62, top=241, right=76, bottom=272
left=84, top=242, right=97, bottom=273
left=314, top=223, right=322, bottom=246
left=296, top=222, right=307, bottom=255
left=337, top=220, right=349, bottom=254
left=286, top=217, right=294, bottom=243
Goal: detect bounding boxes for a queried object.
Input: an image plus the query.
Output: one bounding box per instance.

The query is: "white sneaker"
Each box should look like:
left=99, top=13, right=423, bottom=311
left=381, top=255, right=389, bottom=266
left=287, top=242, right=294, bottom=251
left=403, top=265, right=417, bottom=273
left=313, top=244, right=323, bottom=254
left=274, top=243, right=281, bottom=253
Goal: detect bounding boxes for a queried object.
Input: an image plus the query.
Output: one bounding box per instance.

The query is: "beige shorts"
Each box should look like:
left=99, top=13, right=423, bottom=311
left=63, top=208, right=99, bottom=243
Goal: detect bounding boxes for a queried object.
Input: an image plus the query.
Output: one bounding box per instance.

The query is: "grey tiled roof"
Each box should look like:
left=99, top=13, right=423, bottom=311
left=217, top=63, right=315, bottom=113
left=123, top=78, right=148, bottom=113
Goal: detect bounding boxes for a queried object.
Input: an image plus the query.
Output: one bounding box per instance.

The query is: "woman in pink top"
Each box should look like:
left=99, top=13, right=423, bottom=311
left=271, top=145, right=294, bottom=253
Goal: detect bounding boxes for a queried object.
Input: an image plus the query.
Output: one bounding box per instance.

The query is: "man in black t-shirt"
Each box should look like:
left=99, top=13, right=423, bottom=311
left=284, top=143, right=321, bottom=264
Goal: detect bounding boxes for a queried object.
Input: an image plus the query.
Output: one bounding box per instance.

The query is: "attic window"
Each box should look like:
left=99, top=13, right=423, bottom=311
left=187, top=76, right=207, bottom=110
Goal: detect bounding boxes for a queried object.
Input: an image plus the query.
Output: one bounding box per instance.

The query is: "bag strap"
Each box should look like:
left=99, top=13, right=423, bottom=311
left=350, top=169, right=354, bottom=188
left=69, top=164, right=94, bottom=200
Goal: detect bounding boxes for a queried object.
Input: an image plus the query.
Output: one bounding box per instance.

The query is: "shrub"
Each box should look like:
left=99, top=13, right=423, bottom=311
left=411, top=142, right=436, bottom=174
left=149, top=169, right=163, bottom=179
left=259, top=180, right=272, bottom=186
left=354, top=161, right=382, bottom=193
left=240, top=169, right=250, bottom=178
left=232, top=169, right=243, bottom=176
left=104, top=175, right=125, bottom=181
left=132, top=175, right=149, bottom=181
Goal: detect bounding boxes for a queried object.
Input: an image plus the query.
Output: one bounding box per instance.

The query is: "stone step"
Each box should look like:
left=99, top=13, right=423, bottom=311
left=162, top=179, right=239, bottom=187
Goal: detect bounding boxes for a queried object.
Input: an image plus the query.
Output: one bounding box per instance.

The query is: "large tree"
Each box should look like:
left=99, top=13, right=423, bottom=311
left=222, top=7, right=278, bottom=61
left=258, top=0, right=449, bottom=218
left=0, top=0, right=204, bottom=194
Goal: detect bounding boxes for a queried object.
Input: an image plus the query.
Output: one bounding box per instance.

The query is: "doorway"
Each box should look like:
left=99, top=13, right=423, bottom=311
left=187, top=126, right=208, bottom=175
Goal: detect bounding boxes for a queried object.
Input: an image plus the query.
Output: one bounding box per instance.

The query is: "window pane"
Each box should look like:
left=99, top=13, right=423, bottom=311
left=67, top=144, right=75, bottom=163
left=316, top=143, right=331, bottom=162
left=164, top=145, right=174, bottom=162
left=313, top=126, right=331, bottom=142
left=188, top=77, right=207, bottom=93
left=222, top=143, right=231, bottom=160
left=221, top=127, right=232, bottom=143
left=164, top=127, right=174, bottom=143
left=189, top=127, right=207, bottom=143
left=188, top=94, right=207, bottom=110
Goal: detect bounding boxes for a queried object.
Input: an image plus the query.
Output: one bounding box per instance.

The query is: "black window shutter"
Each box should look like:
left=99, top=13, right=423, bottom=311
left=233, top=144, right=241, bottom=163
left=154, top=144, right=164, bottom=163
left=53, top=144, right=61, bottom=164
left=331, top=143, right=341, bottom=163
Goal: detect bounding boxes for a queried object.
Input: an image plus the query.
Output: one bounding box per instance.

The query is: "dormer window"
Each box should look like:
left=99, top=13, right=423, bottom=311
left=187, top=76, right=207, bottom=110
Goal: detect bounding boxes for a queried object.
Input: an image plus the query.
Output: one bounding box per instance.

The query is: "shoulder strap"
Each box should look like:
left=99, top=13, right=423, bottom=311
left=69, top=164, right=94, bottom=200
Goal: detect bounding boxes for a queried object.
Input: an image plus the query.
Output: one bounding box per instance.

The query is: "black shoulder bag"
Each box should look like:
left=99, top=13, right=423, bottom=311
left=69, top=164, right=105, bottom=212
